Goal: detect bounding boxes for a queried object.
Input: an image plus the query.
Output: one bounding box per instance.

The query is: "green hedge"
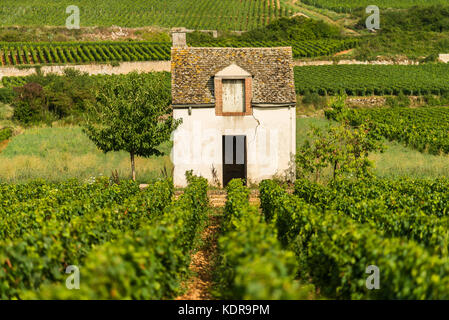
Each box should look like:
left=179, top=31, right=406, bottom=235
left=260, top=179, right=449, bottom=299
left=22, top=174, right=209, bottom=299
left=217, top=179, right=313, bottom=300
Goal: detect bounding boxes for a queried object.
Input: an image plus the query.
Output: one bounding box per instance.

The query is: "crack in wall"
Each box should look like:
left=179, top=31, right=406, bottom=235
left=250, top=112, right=261, bottom=144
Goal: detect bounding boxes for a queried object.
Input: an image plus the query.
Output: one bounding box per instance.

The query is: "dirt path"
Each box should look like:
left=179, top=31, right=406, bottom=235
left=334, top=48, right=354, bottom=56
left=174, top=190, right=259, bottom=300
left=176, top=208, right=221, bottom=300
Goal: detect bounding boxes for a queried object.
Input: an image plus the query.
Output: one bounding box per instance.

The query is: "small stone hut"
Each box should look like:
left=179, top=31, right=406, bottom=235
left=171, top=29, right=296, bottom=187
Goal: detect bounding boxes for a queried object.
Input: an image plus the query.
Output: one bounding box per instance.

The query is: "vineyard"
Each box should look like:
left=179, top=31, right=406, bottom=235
left=0, top=174, right=313, bottom=299
left=0, top=175, right=210, bottom=299
left=260, top=178, right=449, bottom=299
left=5, top=59, right=449, bottom=97
left=0, top=39, right=358, bottom=67
left=326, top=106, right=449, bottom=155
left=5, top=63, right=449, bottom=99
left=302, top=0, right=449, bottom=12
left=2, top=76, right=30, bottom=88
left=191, top=38, right=358, bottom=58
left=0, top=42, right=171, bottom=66
left=0, top=0, right=293, bottom=30
left=294, top=64, right=449, bottom=96
left=4, top=0, right=449, bottom=304
left=4, top=168, right=449, bottom=299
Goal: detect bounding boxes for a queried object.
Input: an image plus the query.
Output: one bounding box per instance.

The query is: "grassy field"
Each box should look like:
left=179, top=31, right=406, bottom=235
left=0, top=103, right=13, bottom=125
left=0, top=0, right=293, bottom=31
left=0, top=126, right=172, bottom=183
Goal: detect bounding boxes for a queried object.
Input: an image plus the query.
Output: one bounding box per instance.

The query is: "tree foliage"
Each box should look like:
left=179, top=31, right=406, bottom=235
left=297, top=96, right=383, bottom=181
left=356, top=5, right=449, bottom=33
left=11, top=69, right=96, bottom=125
left=83, top=72, right=180, bottom=181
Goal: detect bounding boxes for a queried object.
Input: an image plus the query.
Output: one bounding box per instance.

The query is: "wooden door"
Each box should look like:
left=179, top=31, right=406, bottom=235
left=222, top=135, right=247, bottom=187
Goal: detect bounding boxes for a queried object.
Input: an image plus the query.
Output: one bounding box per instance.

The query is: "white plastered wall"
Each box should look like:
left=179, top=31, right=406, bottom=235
left=172, top=107, right=296, bottom=187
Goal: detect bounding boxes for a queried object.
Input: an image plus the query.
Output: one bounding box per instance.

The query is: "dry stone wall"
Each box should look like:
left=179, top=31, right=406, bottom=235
left=0, top=61, right=171, bottom=81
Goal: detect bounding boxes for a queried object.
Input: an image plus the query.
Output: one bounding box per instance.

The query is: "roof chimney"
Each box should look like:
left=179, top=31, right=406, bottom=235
left=171, top=27, right=187, bottom=48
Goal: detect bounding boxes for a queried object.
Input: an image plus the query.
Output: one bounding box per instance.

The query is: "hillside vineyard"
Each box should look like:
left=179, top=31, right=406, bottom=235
left=0, top=0, right=293, bottom=30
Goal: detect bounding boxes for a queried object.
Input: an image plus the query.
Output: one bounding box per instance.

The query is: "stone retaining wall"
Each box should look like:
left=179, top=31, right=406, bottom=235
left=0, top=61, right=171, bottom=80
left=1, top=56, right=447, bottom=81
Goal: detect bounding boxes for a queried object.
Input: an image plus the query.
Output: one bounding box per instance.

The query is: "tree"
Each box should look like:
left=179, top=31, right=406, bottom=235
left=296, top=122, right=383, bottom=182
left=83, top=72, right=180, bottom=181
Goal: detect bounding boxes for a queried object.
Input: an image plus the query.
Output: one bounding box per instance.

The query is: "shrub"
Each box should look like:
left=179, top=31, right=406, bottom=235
left=241, top=16, right=341, bottom=42
left=12, top=82, right=46, bottom=125
left=424, top=94, right=441, bottom=106
left=0, top=88, right=14, bottom=104
left=0, top=127, right=12, bottom=142
left=301, top=92, right=327, bottom=109
left=12, top=100, right=38, bottom=124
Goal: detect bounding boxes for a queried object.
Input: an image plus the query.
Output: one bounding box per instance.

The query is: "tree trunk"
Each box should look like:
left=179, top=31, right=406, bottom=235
left=130, top=151, right=136, bottom=181
left=333, top=160, right=338, bottom=180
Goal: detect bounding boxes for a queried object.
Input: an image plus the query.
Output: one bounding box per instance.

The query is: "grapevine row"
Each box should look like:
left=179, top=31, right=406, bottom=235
left=260, top=179, right=449, bottom=299
left=0, top=42, right=171, bottom=66
left=295, top=64, right=449, bottom=96
left=21, top=174, right=209, bottom=299
left=294, top=178, right=449, bottom=255
left=217, top=179, right=313, bottom=299
left=191, top=38, right=359, bottom=58
left=326, top=105, right=449, bottom=155
left=0, top=39, right=358, bottom=66
left=0, top=178, right=174, bottom=299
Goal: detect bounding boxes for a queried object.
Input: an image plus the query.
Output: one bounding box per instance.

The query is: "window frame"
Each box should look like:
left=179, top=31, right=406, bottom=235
left=215, top=76, right=252, bottom=116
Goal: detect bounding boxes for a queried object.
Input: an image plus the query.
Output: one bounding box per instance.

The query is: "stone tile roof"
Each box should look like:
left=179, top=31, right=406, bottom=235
left=171, top=47, right=296, bottom=105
